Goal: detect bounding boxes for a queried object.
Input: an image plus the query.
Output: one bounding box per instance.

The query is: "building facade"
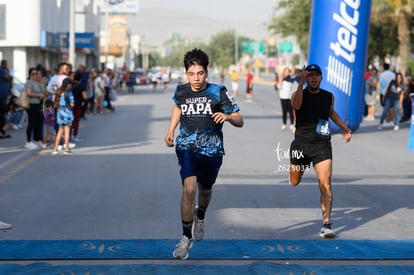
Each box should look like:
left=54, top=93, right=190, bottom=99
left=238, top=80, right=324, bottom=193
left=0, top=0, right=101, bottom=81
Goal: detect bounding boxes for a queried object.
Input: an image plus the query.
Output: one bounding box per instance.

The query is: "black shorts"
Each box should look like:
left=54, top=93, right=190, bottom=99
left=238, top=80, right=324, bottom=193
left=290, top=140, right=332, bottom=167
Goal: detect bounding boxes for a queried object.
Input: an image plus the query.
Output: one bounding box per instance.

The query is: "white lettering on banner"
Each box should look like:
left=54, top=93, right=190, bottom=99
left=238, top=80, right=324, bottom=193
left=326, top=56, right=352, bottom=96
left=328, top=0, right=360, bottom=96
left=181, top=97, right=212, bottom=115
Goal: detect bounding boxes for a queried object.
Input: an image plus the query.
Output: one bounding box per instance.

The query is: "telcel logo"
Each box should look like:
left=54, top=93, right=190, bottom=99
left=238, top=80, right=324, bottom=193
left=327, top=0, right=360, bottom=96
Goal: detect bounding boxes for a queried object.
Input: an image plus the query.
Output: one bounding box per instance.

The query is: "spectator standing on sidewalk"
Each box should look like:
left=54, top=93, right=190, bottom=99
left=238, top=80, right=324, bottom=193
left=25, top=68, right=45, bottom=149
left=378, top=72, right=405, bottom=131
left=279, top=67, right=295, bottom=131
left=52, top=78, right=75, bottom=155
left=46, top=63, right=77, bottom=150
left=401, top=69, right=414, bottom=123
left=94, top=71, right=105, bottom=114
left=245, top=68, right=254, bottom=102
left=0, top=60, right=12, bottom=111
left=71, top=72, right=88, bottom=141
left=378, top=63, right=395, bottom=127
left=46, top=62, right=69, bottom=101
left=364, top=67, right=379, bottom=121
left=42, top=99, right=55, bottom=148
left=86, top=70, right=95, bottom=114
left=102, top=68, right=114, bottom=111
left=164, top=48, right=244, bottom=260
left=231, top=70, right=239, bottom=97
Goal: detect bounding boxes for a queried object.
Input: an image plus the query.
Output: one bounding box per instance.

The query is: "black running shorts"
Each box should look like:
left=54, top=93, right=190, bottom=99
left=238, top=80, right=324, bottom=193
left=290, top=140, right=332, bottom=167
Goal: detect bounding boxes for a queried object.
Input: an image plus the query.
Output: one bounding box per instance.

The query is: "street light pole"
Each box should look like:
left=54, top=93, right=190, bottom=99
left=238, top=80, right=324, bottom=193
left=104, top=0, right=109, bottom=68
left=234, top=29, right=238, bottom=67
left=69, top=0, right=75, bottom=66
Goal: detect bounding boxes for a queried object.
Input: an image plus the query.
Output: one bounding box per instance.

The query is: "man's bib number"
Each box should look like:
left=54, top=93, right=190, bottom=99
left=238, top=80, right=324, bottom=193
left=316, top=119, right=330, bottom=136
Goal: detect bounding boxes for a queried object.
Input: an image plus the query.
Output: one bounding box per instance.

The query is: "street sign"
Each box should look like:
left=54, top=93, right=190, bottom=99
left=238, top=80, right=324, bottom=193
left=279, top=42, right=293, bottom=54
left=242, top=41, right=265, bottom=54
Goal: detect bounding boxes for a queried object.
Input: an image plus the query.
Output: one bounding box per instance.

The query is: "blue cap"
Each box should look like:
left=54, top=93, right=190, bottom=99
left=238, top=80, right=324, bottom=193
left=305, top=64, right=322, bottom=74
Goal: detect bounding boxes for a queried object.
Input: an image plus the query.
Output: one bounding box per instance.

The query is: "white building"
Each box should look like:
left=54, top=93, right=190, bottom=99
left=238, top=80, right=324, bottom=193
left=0, top=0, right=101, bottom=81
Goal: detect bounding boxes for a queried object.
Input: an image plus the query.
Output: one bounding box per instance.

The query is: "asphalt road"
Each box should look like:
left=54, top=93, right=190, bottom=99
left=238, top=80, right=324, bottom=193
left=0, top=77, right=413, bottom=271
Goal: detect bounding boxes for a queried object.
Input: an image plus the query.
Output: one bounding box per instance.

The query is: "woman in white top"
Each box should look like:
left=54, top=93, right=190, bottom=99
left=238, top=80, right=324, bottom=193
left=279, top=67, right=295, bottom=130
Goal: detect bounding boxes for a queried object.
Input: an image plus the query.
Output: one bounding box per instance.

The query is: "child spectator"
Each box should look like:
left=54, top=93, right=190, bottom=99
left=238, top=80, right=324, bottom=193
left=52, top=78, right=74, bottom=155
left=42, top=99, right=55, bottom=148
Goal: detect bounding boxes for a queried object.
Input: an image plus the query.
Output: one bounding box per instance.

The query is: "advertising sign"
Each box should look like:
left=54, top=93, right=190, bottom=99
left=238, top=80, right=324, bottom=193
left=308, top=0, right=372, bottom=132
left=98, top=0, right=139, bottom=14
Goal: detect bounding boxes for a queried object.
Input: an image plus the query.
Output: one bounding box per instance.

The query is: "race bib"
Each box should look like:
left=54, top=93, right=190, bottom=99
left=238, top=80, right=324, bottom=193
left=316, top=119, right=330, bottom=136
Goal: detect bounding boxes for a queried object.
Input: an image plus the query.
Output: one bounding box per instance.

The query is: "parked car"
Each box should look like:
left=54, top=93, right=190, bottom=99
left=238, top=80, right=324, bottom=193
left=135, top=70, right=149, bottom=85
left=11, top=77, right=25, bottom=97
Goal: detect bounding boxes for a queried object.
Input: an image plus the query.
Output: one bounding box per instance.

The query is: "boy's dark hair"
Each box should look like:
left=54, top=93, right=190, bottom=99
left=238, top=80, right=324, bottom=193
left=183, top=48, right=209, bottom=72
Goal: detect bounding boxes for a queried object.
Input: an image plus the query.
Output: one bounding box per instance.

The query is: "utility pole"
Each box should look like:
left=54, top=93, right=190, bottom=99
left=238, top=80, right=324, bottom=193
left=104, top=0, right=109, bottom=68
left=69, top=0, right=75, bottom=66
left=234, top=30, right=239, bottom=67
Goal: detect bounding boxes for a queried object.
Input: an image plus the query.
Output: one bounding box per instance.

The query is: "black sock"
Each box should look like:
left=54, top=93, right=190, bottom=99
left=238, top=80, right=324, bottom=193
left=196, top=206, right=207, bottom=220
left=182, top=221, right=192, bottom=239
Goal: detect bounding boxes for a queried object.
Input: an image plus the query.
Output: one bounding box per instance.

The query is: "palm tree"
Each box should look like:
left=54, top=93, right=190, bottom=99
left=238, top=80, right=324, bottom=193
left=376, top=0, right=413, bottom=72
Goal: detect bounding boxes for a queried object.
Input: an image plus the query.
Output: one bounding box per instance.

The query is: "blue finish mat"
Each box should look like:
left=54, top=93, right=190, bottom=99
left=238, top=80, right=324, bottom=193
left=1, top=262, right=414, bottom=275
left=0, top=239, right=413, bottom=260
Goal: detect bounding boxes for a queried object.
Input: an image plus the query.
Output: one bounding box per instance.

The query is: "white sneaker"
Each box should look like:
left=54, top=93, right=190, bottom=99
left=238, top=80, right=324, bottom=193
left=281, top=124, right=287, bottom=130
left=58, top=145, right=63, bottom=151
left=63, top=150, right=73, bottom=155
left=173, top=235, right=193, bottom=260
left=33, top=141, right=43, bottom=147
left=11, top=124, right=19, bottom=130
left=0, top=221, right=12, bottom=230
left=192, top=209, right=205, bottom=241
left=290, top=125, right=295, bottom=131
left=378, top=124, right=383, bottom=130
left=320, top=223, right=335, bottom=238
left=393, top=125, right=399, bottom=131
left=69, top=142, right=76, bottom=149
left=25, top=142, right=39, bottom=150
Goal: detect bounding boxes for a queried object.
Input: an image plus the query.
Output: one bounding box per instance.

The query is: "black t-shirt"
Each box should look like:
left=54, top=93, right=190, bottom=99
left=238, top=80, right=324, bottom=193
left=294, top=88, right=332, bottom=142
left=72, top=84, right=85, bottom=108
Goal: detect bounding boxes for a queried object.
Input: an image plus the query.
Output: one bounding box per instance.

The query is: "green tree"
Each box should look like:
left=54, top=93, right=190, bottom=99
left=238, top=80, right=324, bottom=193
left=267, top=0, right=311, bottom=56
left=205, top=30, right=237, bottom=68
left=368, top=1, right=399, bottom=64
left=268, top=0, right=412, bottom=71
left=381, top=0, right=413, bottom=72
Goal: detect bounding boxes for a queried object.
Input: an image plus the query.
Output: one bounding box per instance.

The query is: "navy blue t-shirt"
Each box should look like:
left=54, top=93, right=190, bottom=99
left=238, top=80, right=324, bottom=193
left=173, top=83, right=240, bottom=157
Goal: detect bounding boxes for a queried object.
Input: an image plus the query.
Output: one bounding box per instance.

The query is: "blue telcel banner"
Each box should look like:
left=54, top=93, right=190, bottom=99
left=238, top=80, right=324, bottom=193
left=308, top=0, right=372, bottom=132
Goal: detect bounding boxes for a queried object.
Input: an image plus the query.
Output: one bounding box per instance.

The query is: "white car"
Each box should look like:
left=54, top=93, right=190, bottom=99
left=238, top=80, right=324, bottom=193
left=11, top=77, right=25, bottom=97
